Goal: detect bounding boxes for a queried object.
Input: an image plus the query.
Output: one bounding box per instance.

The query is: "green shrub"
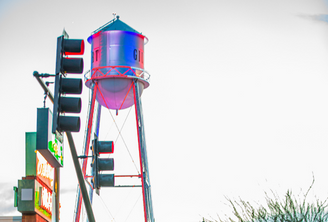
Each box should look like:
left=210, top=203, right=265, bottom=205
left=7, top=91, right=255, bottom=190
left=203, top=179, right=328, bottom=222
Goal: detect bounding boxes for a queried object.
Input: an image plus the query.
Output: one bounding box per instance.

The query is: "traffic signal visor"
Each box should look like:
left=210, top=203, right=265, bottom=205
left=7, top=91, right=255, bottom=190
left=63, top=39, right=85, bottom=55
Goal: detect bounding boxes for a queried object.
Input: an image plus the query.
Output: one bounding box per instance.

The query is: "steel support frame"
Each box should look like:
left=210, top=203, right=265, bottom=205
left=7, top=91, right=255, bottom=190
left=133, top=80, right=155, bottom=222
left=72, top=77, right=154, bottom=222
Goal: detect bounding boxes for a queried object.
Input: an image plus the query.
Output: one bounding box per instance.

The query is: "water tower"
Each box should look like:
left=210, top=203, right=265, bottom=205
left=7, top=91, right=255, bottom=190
left=85, top=15, right=150, bottom=111
left=74, top=16, right=154, bottom=222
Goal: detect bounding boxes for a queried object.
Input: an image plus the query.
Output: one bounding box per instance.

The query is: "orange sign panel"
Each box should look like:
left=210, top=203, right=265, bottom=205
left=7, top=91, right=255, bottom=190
left=36, top=151, right=54, bottom=190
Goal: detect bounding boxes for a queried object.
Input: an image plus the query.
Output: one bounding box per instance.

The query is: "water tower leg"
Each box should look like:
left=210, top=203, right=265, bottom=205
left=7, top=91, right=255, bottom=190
left=133, top=80, right=155, bottom=222
left=74, top=84, right=98, bottom=222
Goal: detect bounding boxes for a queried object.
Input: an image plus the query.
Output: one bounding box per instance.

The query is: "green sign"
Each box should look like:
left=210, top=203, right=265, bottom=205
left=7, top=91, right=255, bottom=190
left=48, top=137, right=63, bottom=166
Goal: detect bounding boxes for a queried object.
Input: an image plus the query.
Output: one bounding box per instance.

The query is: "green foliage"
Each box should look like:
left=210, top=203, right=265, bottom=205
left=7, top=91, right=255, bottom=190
left=203, top=179, right=328, bottom=222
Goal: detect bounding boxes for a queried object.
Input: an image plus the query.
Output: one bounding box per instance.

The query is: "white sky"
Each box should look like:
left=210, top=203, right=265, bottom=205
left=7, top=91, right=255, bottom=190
left=1, top=0, right=328, bottom=221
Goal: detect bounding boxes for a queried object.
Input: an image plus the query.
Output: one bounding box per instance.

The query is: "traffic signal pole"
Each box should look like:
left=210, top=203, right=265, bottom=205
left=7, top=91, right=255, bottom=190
left=33, top=73, right=96, bottom=222
left=66, top=132, right=96, bottom=222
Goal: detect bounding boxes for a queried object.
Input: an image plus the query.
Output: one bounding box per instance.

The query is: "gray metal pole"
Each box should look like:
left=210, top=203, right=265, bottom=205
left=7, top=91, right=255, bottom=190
left=33, top=71, right=54, bottom=103
left=34, top=72, right=60, bottom=222
left=54, top=168, right=60, bottom=222
left=33, top=72, right=96, bottom=222
left=66, top=132, right=96, bottom=222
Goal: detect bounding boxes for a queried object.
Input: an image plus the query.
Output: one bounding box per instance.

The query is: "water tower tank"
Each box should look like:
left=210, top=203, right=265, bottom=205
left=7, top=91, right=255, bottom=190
left=85, top=16, right=150, bottom=110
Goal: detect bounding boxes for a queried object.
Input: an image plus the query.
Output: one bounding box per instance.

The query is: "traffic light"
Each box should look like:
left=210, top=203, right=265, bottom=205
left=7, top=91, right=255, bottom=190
left=91, top=137, right=115, bottom=192
left=55, top=36, right=84, bottom=75
left=52, top=35, right=84, bottom=134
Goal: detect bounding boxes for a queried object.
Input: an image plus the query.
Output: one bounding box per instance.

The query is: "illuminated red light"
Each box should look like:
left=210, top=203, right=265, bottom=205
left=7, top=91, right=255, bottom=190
left=63, top=39, right=85, bottom=56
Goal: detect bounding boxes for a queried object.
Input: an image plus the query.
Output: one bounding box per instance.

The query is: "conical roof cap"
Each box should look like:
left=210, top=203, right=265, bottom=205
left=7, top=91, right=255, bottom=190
left=88, top=16, right=143, bottom=43
left=92, top=16, right=141, bottom=34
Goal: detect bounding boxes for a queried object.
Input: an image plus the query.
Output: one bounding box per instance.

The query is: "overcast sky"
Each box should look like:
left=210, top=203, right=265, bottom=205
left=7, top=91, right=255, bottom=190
left=1, top=0, right=328, bottom=222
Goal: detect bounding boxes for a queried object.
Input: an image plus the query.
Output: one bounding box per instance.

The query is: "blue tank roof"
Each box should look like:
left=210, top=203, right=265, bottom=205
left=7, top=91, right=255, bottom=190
left=91, top=16, right=141, bottom=35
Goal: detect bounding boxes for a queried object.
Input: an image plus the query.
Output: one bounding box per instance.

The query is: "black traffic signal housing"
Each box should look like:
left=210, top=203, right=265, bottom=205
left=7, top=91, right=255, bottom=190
left=52, top=35, right=84, bottom=134
left=55, top=36, right=84, bottom=74
left=91, top=137, right=115, bottom=194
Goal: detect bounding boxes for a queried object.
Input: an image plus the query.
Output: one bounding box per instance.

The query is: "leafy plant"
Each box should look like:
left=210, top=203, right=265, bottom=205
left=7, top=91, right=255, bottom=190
left=203, top=178, right=328, bottom=222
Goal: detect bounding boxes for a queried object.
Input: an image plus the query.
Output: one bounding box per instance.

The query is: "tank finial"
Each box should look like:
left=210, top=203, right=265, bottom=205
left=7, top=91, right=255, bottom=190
left=116, top=15, right=120, bottom=20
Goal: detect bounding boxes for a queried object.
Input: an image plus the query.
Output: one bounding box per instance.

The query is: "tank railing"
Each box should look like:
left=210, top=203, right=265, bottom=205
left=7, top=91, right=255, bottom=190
left=85, top=65, right=150, bottom=81
left=91, top=17, right=116, bottom=36
left=83, top=70, right=91, bottom=82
